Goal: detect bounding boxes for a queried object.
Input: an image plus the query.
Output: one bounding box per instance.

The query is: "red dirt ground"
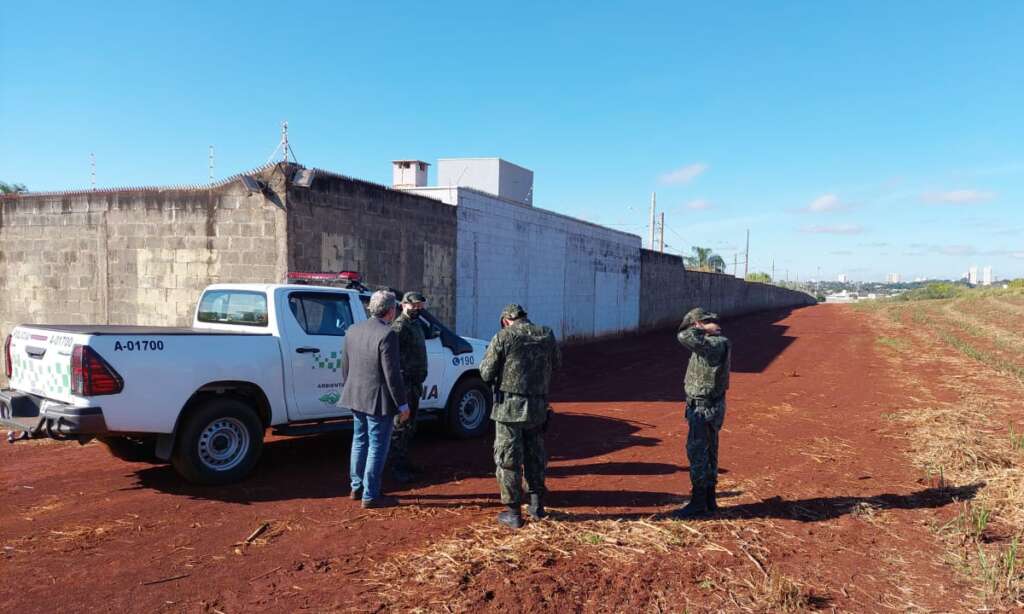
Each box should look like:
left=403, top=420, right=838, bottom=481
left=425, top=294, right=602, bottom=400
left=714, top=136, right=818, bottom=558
left=1, top=305, right=975, bottom=612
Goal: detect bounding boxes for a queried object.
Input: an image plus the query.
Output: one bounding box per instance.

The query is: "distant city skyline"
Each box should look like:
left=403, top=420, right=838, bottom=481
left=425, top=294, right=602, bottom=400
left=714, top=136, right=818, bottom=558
left=1, top=2, right=1021, bottom=282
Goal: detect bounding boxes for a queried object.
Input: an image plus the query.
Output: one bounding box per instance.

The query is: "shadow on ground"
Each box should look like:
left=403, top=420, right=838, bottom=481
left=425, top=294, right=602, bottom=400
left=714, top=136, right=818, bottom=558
left=401, top=483, right=980, bottom=522
left=130, top=412, right=661, bottom=503
left=550, top=307, right=805, bottom=403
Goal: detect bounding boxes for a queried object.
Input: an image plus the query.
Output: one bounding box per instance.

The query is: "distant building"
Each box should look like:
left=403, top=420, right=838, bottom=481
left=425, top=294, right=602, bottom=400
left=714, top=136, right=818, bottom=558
left=982, top=266, right=993, bottom=286
left=837, top=273, right=848, bottom=283
left=886, top=272, right=902, bottom=283
left=968, top=266, right=979, bottom=285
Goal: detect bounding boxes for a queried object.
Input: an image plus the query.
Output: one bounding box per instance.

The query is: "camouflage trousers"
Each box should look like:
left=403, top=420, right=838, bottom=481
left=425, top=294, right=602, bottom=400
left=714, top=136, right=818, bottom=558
left=390, top=386, right=421, bottom=470
left=685, top=397, right=727, bottom=490
left=493, top=411, right=548, bottom=506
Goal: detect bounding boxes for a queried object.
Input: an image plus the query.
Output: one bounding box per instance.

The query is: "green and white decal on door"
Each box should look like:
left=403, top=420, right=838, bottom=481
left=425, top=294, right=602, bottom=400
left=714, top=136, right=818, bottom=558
left=311, top=352, right=341, bottom=372
left=318, top=391, right=341, bottom=405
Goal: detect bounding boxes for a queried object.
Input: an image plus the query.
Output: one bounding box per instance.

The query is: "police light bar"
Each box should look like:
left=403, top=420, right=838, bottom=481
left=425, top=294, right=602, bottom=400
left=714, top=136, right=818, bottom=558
left=287, top=271, right=363, bottom=282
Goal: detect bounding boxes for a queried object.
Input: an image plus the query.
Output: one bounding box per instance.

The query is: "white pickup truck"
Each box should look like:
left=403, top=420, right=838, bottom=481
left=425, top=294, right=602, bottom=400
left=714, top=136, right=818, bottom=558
left=0, top=282, right=492, bottom=484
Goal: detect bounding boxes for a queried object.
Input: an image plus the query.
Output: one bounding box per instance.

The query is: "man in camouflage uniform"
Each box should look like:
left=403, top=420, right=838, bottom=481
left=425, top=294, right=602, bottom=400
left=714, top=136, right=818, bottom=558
left=480, top=304, right=561, bottom=529
left=388, top=292, right=430, bottom=483
left=673, top=307, right=731, bottom=519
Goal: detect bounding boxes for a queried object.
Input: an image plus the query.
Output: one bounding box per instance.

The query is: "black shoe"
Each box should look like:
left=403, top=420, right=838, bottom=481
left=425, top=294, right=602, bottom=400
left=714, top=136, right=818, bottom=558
left=706, top=483, right=718, bottom=512
left=527, top=494, right=546, bottom=520
left=497, top=506, right=524, bottom=529
left=672, top=488, right=709, bottom=519
left=349, top=488, right=362, bottom=500
left=362, top=495, right=399, bottom=509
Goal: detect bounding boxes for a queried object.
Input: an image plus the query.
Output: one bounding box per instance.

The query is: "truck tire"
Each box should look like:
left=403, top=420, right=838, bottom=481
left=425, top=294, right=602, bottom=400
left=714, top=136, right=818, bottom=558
left=99, top=435, right=159, bottom=463
left=171, top=398, right=264, bottom=485
left=445, top=376, right=491, bottom=439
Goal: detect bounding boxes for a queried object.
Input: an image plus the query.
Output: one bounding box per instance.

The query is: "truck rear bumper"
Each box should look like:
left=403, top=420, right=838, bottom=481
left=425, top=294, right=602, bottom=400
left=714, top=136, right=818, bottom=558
left=0, top=389, right=107, bottom=440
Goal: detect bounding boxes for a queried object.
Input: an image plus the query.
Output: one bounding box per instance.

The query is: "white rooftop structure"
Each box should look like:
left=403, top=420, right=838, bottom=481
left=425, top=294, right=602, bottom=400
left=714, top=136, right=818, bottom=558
left=437, top=158, right=534, bottom=206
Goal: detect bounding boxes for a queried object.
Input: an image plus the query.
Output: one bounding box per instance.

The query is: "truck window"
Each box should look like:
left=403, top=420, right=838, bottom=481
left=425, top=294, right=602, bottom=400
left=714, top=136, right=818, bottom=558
left=197, top=291, right=268, bottom=326
left=288, top=292, right=355, bottom=336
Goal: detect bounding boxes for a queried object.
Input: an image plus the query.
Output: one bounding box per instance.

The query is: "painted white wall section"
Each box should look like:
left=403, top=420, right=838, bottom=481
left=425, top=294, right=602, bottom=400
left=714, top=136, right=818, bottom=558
left=405, top=186, right=641, bottom=342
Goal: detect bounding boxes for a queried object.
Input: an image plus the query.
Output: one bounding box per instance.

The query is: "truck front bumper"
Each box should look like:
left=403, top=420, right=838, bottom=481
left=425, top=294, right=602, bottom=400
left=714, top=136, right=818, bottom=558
left=0, top=389, right=107, bottom=441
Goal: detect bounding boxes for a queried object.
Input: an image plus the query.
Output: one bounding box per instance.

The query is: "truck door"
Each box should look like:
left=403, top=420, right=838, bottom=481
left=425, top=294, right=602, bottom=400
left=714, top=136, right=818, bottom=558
left=420, top=327, right=446, bottom=409
left=279, top=290, right=357, bottom=419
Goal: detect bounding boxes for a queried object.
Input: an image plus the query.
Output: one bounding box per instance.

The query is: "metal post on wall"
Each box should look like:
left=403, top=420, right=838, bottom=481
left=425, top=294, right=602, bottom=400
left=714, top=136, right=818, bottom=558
left=744, top=229, right=750, bottom=278
left=659, top=212, right=665, bottom=253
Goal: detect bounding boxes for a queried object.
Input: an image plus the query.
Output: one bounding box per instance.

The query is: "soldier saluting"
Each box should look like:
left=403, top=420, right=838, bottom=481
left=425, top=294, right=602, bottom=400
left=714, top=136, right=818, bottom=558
left=673, top=307, right=731, bottom=519
left=480, top=304, right=561, bottom=529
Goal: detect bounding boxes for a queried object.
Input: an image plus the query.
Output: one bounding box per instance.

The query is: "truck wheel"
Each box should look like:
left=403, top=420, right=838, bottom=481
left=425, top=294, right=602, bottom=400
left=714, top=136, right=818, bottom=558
left=171, top=398, right=264, bottom=485
left=99, top=435, right=159, bottom=463
left=445, top=377, right=491, bottom=439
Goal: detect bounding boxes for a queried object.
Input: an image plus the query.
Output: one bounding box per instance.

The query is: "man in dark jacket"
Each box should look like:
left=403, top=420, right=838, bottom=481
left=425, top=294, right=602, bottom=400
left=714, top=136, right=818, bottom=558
left=340, top=290, right=410, bottom=508
left=480, top=304, right=561, bottom=529
left=389, top=291, right=430, bottom=483
left=673, top=307, right=731, bottom=519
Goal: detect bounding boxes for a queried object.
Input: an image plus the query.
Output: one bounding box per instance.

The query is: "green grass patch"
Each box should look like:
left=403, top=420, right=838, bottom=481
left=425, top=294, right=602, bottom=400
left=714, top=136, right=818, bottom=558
left=876, top=336, right=908, bottom=351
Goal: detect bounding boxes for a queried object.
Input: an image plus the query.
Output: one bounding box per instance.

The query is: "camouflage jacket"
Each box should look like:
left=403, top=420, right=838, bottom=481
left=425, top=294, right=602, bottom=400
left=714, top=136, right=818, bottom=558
left=480, top=319, right=561, bottom=423
left=676, top=325, right=731, bottom=401
left=392, top=312, right=428, bottom=386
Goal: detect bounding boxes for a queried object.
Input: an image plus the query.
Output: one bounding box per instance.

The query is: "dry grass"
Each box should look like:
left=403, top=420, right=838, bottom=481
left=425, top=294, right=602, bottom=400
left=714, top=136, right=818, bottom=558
left=868, top=295, right=1024, bottom=607
left=364, top=514, right=820, bottom=612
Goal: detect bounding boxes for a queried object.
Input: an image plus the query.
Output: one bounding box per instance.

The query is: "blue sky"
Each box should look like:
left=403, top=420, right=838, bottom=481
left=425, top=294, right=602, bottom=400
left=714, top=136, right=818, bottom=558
left=2, top=1, right=1021, bottom=282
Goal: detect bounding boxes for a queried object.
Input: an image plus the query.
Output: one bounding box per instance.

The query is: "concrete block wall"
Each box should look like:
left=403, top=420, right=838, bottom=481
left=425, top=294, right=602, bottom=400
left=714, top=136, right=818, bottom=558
left=0, top=168, right=289, bottom=378
left=405, top=186, right=642, bottom=342
left=285, top=169, right=458, bottom=325
left=639, top=249, right=816, bottom=329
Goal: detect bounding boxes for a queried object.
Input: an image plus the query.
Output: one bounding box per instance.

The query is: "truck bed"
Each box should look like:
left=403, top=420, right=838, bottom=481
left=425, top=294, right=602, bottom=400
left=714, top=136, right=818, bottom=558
left=22, top=325, right=271, bottom=336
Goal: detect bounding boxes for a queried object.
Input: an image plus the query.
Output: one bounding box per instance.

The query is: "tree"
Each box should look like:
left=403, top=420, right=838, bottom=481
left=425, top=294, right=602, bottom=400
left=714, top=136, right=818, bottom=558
left=684, top=246, right=726, bottom=273
left=0, top=181, right=27, bottom=194
left=746, top=272, right=772, bottom=283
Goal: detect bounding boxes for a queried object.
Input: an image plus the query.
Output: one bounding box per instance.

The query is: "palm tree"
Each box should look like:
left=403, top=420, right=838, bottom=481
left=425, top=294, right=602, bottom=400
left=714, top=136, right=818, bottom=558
left=684, top=246, right=726, bottom=273
left=0, top=181, right=27, bottom=194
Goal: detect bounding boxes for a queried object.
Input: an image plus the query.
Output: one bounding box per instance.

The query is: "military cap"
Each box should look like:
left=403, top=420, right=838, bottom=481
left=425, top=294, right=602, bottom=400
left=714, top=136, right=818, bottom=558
left=501, top=303, right=528, bottom=320
left=682, top=307, right=719, bottom=328
left=402, top=291, right=427, bottom=304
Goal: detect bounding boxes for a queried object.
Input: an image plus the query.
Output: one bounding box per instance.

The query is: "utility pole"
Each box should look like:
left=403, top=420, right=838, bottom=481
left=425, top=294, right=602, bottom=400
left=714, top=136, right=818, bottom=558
left=771, top=259, right=775, bottom=281
left=90, top=153, right=96, bottom=191
left=659, top=212, right=665, bottom=253
left=733, top=254, right=738, bottom=277
left=744, top=229, right=750, bottom=278
left=208, top=145, right=215, bottom=185
left=649, top=192, right=656, bottom=250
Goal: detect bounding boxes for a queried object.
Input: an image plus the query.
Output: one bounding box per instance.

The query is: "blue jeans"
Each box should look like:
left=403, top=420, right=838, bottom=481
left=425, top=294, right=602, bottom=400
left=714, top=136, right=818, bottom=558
left=350, top=412, right=395, bottom=501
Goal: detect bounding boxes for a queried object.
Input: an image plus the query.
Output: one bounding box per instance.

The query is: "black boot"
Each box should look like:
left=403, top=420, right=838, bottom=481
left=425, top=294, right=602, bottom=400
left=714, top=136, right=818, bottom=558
left=497, top=505, right=525, bottom=529
left=527, top=493, right=546, bottom=519
left=672, top=487, right=709, bottom=519
left=706, top=482, right=718, bottom=512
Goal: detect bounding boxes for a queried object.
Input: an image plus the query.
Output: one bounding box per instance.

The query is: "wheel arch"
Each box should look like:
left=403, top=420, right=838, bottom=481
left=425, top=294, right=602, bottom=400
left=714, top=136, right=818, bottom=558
left=448, top=369, right=488, bottom=399
left=156, top=381, right=272, bottom=461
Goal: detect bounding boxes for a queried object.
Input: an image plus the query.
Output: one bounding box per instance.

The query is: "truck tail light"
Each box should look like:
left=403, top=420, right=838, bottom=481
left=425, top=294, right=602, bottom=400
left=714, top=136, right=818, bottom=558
left=71, top=345, right=123, bottom=396
left=4, top=335, right=11, bottom=379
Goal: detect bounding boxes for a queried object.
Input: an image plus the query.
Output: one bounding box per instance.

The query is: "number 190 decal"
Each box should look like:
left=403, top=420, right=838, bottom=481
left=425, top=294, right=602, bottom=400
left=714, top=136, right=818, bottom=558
left=114, top=340, right=165, bottom=352
left=452, top=355, right=475, bottom=366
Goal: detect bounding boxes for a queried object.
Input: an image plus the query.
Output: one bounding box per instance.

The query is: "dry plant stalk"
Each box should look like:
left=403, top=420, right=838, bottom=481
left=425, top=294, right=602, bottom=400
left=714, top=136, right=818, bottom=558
left=869, top=296, right=1024, bottom=606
